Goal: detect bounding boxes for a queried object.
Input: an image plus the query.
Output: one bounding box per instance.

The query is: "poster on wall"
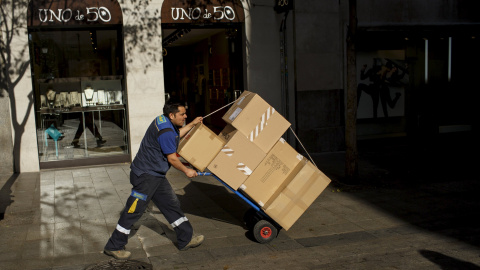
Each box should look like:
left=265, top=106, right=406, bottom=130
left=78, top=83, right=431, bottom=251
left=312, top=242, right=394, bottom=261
left=357, top=50, right=408, bottom=119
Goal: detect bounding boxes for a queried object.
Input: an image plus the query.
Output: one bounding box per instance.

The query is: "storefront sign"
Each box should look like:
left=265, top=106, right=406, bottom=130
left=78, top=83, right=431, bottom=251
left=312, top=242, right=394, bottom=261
left=37, top=7, right=112, bottom=23
left=274, top=0, right=293, bottom=13
left=170, top=6, right=236, bottom=21
left=161, top=0, right=244, bottom=24
left=28, top=0, right=122, bottom=26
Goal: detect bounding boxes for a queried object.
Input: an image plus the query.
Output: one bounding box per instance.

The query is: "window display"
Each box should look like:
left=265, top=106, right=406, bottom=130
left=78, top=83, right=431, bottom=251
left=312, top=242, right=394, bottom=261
left=28, top=27, right=129, bottom=164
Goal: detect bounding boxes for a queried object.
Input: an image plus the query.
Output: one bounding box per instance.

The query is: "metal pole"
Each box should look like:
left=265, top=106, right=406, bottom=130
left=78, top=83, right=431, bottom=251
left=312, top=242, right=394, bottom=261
left=345, top=0, right=358, bottom=181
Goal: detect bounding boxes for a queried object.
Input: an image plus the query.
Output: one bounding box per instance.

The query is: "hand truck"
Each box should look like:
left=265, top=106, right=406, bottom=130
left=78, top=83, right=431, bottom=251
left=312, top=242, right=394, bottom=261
left=197, top=172, right=282, bottom=244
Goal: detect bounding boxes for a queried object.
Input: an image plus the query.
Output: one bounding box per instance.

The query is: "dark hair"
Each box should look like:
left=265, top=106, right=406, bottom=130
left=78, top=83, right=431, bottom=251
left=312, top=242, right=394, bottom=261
left=163, top=99, right=185, bottom=116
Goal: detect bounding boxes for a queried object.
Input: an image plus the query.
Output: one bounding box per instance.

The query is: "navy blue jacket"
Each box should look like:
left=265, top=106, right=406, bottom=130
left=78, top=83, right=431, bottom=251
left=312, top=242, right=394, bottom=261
left=131, top=115, right=180, bottom=177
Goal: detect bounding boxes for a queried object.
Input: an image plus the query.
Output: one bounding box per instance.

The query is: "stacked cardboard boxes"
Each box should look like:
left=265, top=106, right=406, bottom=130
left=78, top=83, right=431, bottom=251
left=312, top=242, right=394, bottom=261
left=208, top=91, right=290, bottom=189
left=178, top=91, right=331, bottom=230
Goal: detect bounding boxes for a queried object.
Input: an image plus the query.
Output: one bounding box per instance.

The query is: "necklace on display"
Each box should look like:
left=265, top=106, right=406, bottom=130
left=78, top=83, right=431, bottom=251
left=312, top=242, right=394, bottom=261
left=84, top=87, right=94, bottom=106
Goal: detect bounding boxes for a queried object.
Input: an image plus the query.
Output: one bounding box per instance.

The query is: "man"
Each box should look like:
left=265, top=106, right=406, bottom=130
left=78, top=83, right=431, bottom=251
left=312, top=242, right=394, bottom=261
left=104, top=100, right=204, bottom=260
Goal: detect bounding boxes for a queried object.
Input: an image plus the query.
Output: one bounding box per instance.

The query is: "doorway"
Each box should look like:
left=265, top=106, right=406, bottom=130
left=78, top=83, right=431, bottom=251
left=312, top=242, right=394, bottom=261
left=162, top=26, right=244, bottom=133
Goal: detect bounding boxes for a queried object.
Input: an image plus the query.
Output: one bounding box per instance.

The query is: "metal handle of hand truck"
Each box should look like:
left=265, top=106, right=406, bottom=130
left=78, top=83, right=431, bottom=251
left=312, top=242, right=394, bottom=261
left=197, top=172, right=211, bottom=176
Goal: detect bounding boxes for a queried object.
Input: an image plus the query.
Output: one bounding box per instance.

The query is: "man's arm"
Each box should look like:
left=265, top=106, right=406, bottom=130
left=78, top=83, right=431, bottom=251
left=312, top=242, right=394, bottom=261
left=179, top=116, right=203, bottom=138
left=167, top=153, right=198, bottom=178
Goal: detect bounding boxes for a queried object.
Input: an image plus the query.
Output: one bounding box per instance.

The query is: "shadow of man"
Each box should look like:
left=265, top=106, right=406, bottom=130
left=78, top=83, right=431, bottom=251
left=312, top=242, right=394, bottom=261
left=0, top=174, right=18, bottom=220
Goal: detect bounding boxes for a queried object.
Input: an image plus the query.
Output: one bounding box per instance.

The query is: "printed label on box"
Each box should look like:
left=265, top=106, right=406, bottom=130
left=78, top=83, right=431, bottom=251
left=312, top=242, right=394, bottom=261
left=229, top=108, right=243, bottom=122
left=236, top=96, right=246, bottom=105
left=260, top=154, right=290, bottom=183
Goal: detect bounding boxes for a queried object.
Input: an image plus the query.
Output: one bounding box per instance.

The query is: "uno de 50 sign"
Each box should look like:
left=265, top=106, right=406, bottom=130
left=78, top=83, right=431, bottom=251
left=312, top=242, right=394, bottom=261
left=161, top=0, right=245, bottom=24
left=38, top=7, right=112, bottom=23
left=27, top=1, right=122, bottom=26
left=170, top=6, right=235, bottom=21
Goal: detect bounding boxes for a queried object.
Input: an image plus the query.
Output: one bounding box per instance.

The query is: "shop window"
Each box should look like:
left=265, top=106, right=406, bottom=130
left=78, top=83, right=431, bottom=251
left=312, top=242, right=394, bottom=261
left=28, top=26, right=129, bottom=165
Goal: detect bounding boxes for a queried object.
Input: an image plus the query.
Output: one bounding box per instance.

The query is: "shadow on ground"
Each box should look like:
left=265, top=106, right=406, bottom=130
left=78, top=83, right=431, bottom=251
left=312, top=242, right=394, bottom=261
left=317, top=131, right=480, bottom=250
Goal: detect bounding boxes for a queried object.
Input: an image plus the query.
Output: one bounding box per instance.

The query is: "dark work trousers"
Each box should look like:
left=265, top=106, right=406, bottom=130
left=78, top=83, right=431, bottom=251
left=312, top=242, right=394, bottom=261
left=104, top=171, right=193, bottom=251
left=72, top=112, right=103, bottom=144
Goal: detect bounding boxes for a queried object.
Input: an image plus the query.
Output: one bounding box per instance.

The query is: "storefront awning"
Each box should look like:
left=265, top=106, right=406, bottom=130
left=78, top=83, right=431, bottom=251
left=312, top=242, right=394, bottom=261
left=28, top=0, right=123, bottom=27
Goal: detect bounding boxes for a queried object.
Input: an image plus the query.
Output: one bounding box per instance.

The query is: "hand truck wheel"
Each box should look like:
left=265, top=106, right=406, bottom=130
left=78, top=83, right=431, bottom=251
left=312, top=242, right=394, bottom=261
left=253, top=219, right=277, bottom=244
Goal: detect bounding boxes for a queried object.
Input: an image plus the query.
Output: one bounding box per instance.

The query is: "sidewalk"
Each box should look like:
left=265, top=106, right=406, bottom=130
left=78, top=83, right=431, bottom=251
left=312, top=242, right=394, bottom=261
left=1, top=135, right=479, bottom=269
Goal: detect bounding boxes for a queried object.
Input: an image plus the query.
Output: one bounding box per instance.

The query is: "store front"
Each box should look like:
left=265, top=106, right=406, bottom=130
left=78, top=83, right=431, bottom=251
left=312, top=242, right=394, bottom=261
left=27, top=0, right=130, bottom=169
left=161, top=0, right=245, bottom=133
left=355, top=27, right=479, bottom=140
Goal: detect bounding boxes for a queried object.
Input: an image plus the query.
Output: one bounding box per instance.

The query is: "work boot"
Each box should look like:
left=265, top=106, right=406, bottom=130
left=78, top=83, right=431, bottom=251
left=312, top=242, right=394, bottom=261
left=180, top=234, right=204, bottom=251
left=104, top=249, right=131, bottom=260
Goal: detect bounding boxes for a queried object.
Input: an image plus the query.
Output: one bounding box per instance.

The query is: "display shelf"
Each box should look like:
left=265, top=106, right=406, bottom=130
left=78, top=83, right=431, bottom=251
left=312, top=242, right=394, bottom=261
left=38, top=104, right=125, bottom=114
left=37, top=75, right=123, bottom=83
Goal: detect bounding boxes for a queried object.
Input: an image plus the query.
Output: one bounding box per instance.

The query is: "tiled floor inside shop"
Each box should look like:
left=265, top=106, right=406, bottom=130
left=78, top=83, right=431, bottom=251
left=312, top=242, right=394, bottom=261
left=38, top=118, right=127, bottom=161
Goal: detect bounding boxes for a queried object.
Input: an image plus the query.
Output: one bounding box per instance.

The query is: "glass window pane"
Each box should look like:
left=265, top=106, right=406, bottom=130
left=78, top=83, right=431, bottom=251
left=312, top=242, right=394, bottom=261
left=29, top=27, right=129, bottom=163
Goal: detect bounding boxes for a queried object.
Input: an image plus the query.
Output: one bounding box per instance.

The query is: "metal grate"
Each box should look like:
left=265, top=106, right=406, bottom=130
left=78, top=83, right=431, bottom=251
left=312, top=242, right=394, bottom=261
left=85, top=259, right=152, bottom=270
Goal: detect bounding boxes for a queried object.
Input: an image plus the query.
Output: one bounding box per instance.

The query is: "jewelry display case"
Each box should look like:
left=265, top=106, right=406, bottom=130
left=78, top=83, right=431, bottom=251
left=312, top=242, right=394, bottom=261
left=36, top=76, right=127, bottom=161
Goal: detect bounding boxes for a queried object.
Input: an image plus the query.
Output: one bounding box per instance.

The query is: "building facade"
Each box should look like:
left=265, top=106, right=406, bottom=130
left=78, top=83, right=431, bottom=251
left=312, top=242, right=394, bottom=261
left=1, top=0, right=478, bottom=172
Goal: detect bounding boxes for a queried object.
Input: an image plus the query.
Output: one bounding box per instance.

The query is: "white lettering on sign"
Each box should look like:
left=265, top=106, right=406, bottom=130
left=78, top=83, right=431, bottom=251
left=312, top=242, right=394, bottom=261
left=38, top=7, right=111, bottom=23
left=170, top=6, right=236, bottom=21
left=39, top=9, right=73, bottom=22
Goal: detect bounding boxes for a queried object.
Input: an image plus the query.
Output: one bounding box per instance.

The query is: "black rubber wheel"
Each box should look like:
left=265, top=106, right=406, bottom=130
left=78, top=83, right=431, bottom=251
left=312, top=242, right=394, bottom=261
left=253, top=219, right=277, bottom=244
left=243, top=208, right=260, bottom=230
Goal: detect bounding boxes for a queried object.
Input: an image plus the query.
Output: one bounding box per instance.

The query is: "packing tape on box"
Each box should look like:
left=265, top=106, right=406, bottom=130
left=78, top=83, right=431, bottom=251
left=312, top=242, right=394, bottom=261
left=247, top=107, right=276, bottom=142
left=221, top=145, right=234, bottom=156
left=236, top=163, right=252, bottom=175
left=266, top=169, right=318, bottom=220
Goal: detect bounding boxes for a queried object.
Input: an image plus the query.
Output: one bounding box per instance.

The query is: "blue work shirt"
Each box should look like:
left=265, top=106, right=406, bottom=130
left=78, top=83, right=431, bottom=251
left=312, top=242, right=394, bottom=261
left=131, top=115, right=180, bottom=177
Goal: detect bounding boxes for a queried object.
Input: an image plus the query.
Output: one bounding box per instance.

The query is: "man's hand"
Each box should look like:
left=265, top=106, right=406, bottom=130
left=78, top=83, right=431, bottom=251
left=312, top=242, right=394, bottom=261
left=184, top=168, right=198, bottom=178
left=167, top=153, right=198, bottom=178
left=191, top=116, right=203, bottom=125
left=179, top=116, right=203, bottom=138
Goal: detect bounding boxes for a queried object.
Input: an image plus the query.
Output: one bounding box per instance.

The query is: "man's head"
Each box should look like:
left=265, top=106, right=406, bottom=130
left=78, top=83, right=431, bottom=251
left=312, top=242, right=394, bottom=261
left=163, top=100, right=187, bottom=127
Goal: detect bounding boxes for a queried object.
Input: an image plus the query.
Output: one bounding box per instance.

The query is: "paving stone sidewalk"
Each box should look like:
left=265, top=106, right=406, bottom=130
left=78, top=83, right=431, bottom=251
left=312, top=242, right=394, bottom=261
left=1, top=136, right=479, bottom=269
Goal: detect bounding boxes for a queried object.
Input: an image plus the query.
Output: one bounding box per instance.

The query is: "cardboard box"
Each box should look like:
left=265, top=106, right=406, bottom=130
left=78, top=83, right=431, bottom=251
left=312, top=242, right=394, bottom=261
left=178, top=123, right=224, bottom=172
left=264, top=161, right=331, bottom=230
left=222, top=91, right=290, bottom=153
left=207, top=125, right=266, bottom=190
left=239, top=138, right=305, bottom=207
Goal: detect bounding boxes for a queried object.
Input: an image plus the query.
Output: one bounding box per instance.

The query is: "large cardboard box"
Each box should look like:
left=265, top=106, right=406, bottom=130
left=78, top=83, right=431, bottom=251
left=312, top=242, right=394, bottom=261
left=240, top=138, right=305, bottom=207
left=222, top=91, right=290, bottom=153
left=207, top=125, right=266, bottom=190
left=264, top=161, right=331, bottom=230
left=178, top=123, right=224, bottom=172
